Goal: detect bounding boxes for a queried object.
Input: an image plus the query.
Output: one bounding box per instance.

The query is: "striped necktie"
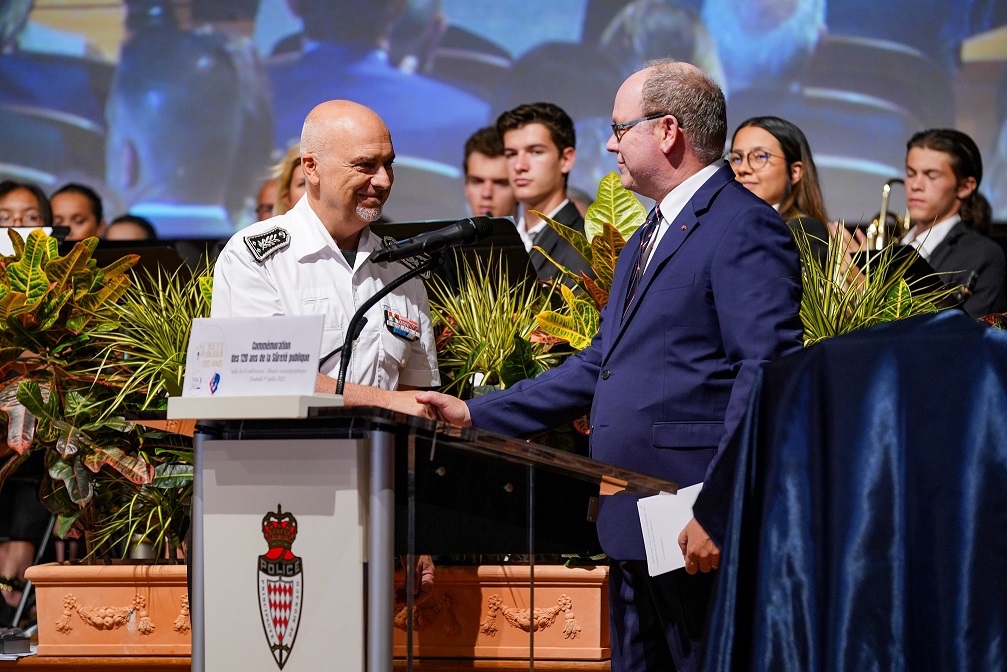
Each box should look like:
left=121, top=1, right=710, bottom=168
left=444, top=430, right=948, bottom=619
left=623, top=206, right=661, bottom=317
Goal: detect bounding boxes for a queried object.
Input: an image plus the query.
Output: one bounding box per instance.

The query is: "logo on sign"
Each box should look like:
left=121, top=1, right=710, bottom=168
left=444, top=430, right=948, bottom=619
left=257, top=505, right=303, bottom=670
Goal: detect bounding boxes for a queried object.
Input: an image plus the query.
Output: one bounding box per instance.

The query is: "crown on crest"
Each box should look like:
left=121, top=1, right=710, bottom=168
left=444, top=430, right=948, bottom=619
left=261, top=504, right=298, bottom=548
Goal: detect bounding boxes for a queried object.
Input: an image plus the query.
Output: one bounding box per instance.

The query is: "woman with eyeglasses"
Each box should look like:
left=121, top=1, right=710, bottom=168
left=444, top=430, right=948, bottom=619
left=726, top=116, right=830, bottom=260
left=0, top=180, right=52, bottom=228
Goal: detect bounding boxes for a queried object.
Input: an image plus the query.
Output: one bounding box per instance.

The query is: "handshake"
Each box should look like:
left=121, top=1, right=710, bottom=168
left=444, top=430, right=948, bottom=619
left=372, top=389, right=473, bottom=427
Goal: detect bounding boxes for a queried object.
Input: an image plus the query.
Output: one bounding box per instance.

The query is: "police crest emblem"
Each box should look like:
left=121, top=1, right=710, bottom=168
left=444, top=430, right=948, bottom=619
left=257, top=505, right=303, bottom=669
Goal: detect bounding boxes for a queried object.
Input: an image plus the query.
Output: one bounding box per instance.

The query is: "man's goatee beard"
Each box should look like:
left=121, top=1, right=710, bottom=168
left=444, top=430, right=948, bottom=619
left=356, top=205, right=382, bottom=222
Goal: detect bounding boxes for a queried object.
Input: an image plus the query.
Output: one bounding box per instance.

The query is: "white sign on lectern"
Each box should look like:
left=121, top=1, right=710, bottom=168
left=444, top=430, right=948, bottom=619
left=169, top=315, right=343, bottom=419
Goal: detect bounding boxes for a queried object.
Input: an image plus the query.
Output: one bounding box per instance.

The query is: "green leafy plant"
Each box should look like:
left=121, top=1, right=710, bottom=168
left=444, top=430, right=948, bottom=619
left=0, top=229, right=154, bottom=554
left=82, top=264, right=213, bottom=561
left=534, top=172, right=647, bottom=349
left=0, top=228, right=212, bottom=561
left=796, top=227, right=958, bottom=346
left=429, top=252, right=560, bottom=399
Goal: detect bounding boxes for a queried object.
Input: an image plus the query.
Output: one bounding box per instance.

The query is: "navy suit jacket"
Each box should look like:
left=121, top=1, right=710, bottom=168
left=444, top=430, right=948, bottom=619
left=468, top=164, right=804, bottom=560
left=530, top=200, right=594, bottom=282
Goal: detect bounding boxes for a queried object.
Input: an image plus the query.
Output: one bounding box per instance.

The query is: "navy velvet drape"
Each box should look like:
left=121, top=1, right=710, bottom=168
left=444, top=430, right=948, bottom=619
left=704, top=311, right=1007, bottom=671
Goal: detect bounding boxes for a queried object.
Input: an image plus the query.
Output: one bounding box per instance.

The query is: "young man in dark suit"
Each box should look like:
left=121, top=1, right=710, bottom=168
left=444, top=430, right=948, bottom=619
left=900, top=128, right=1006, bottom=318
left=416, top=61, right=804, bottom=671
left=497, top=102, right=593, bottom=282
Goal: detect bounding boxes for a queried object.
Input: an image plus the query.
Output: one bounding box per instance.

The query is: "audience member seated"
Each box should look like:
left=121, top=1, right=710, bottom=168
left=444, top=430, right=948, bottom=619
left=726, top=116, right=830, bottom=263
left=900, top=129, right=1006, bottom=318
left=702, top=0, right=823, bottom=95
left=0, top=451, right=52, bottom=628
left=105, top=26, right=271, bottom=239
left=103, top=213, right=157, bottom=241
left=463, top=127, right=517, bottom=218
left=265, top=0, right=489, bottom=169
left=272, top=145, right=305, bottom=217
left=599, top=0, right=726, bottom=91
left=0, top=180, right=51, bottom=228
left=255, top=178, right=277, bottom=223
left=51, top=182, right=105, bottom=241
left=498, top=102, right=593, bottom=283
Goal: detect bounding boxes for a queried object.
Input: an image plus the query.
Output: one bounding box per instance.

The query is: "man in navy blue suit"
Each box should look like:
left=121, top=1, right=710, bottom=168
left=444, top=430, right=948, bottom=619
left=416, top=61, right=803, bottom=671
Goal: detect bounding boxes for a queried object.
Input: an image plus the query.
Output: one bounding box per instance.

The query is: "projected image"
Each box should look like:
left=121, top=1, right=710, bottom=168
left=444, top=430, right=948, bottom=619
left=1, top=0, right=1005, bottom=239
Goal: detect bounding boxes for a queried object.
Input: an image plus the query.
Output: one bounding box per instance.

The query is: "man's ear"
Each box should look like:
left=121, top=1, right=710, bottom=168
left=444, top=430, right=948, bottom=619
left=301, top=153, right=320, bottom=186
left=957, top=175, right=977, bottom=201
left=658, top=115, right=680, bottom=154
left=559, top=146, right=576, bottom=175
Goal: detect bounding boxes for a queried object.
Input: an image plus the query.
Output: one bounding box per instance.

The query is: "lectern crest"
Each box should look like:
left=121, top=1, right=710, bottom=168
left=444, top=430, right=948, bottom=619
left=257, top=505, right=304, bottom=670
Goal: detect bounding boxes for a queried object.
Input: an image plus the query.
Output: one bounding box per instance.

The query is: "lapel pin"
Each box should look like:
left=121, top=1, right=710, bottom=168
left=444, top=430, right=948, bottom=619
left=681, top=224, right=687, bottom=230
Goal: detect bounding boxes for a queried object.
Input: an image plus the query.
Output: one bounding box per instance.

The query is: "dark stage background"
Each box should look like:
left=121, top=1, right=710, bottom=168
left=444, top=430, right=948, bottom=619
left=2, top=0, right=1006, bottom=239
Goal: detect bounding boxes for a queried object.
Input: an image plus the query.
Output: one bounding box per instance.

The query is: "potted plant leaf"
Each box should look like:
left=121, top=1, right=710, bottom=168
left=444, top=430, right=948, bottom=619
left=0, top=228, right=209, bottom=656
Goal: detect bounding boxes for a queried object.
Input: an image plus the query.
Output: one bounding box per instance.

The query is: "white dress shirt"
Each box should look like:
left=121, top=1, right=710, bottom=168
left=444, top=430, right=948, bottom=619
left=211, top=196, right=439, bottom=390
left=901, top=214, right=961, bottom=261
left=516, top=199, right=571, bottom=252
left=644, top=163, right=722, bottom=271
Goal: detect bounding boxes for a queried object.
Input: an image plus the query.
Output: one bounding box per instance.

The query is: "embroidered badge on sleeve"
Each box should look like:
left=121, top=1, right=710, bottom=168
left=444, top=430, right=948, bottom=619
left=244, top=226, right=291, bottom=262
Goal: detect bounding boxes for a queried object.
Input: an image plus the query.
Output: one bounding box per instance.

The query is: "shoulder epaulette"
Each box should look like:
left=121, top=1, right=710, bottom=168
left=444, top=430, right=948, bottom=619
left=243, top=226, right=290, bottom=262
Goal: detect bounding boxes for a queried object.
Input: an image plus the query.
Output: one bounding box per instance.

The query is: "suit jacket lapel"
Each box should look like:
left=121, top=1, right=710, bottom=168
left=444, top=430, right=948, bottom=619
left=926, top=221, right=965, bottom=270
left=529, top=202, right=580, bottom=277
left=604, top=165, right=735, bottom=361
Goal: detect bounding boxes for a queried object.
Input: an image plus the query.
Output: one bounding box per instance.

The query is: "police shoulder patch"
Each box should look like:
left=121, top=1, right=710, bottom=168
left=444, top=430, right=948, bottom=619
left=244, top=226, right=291, bottom=262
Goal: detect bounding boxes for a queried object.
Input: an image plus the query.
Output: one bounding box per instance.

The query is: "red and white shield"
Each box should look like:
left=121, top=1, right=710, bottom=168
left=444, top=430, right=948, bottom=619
left=257, top=505, right=304, bottom=670
left=258, top=570, right=303, bottom=669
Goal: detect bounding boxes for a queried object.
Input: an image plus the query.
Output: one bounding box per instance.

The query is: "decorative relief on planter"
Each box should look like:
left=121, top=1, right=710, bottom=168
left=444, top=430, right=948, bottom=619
left=394, top=593, right=461, bottom=635
left=55, top=594, right=155, bottom=635
left=479, top=593, right=581, bottom=639
left=173, top=594, right=191, bottom=634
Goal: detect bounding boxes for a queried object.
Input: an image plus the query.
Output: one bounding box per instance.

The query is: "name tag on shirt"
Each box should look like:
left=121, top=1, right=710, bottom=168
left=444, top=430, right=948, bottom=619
left=384, top=308, right=420, bottom=341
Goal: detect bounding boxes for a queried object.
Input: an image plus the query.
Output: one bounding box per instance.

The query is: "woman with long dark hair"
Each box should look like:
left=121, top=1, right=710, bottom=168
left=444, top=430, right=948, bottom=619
left=726, top=116, right=830, bottom=256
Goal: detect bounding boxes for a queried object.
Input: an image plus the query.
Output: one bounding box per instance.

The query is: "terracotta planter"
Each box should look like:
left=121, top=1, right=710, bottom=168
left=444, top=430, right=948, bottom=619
left=24, top=562, right=191, bottom=657
left=394, top=564, right=609, bottom=660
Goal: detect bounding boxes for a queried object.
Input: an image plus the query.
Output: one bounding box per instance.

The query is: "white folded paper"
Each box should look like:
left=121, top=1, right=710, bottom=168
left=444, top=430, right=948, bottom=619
left=637, top=482, right=703, bottom=576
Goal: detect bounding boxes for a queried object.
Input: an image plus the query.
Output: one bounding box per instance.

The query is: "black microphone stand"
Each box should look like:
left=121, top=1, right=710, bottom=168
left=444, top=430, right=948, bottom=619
left=335, top=252, right=443, bottom=395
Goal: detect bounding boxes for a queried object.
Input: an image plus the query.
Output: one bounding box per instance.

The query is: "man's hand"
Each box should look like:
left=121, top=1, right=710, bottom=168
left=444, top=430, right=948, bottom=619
left=677, top=517, right=720, bottom=575
left=319, top=375, right=437, bottom=419
left=413, top=390, right=471, bottom=427
left=383, top=390, right=440, bottom=419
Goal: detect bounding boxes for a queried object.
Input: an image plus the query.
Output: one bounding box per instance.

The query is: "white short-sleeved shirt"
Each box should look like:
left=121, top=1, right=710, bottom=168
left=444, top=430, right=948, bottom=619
left=211, top=197, right=440, bottom=390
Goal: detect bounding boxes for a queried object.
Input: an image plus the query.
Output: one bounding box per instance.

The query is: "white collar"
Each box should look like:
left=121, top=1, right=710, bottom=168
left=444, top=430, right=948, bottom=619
left=656, top=163, right=722, bottom=226
left=901, top=214, right=961, bottom=260
left=287, top=197, right=380, bottom=267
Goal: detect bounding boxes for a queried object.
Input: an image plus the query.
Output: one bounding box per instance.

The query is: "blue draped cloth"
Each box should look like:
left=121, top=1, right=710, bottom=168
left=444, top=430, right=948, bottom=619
left=704, top=311, right=1007, bottom=671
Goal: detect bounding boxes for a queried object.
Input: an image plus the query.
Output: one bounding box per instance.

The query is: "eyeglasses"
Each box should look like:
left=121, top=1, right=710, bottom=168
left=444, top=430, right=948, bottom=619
left=724, top=148, right=782, bottom=171
left=611, top=113, right=669, bottom=142
left=0, top=210, right=44, bottom=226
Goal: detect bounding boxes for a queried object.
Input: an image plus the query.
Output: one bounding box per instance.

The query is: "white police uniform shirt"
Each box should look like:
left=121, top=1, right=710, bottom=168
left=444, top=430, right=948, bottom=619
left=211, top=195, right=439, bottom=390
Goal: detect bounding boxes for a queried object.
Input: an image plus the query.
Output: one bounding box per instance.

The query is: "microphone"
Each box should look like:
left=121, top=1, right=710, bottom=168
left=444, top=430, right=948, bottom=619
left=369, top=217, right=494, bottom=263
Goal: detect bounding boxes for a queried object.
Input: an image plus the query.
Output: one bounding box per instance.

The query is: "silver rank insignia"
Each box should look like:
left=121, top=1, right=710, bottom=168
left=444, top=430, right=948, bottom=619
left=244, top=226, right=291, bottom=262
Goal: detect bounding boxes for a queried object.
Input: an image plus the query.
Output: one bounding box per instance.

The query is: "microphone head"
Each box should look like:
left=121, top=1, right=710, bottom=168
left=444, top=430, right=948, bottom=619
left=467, top=216, right=495, bottom=242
